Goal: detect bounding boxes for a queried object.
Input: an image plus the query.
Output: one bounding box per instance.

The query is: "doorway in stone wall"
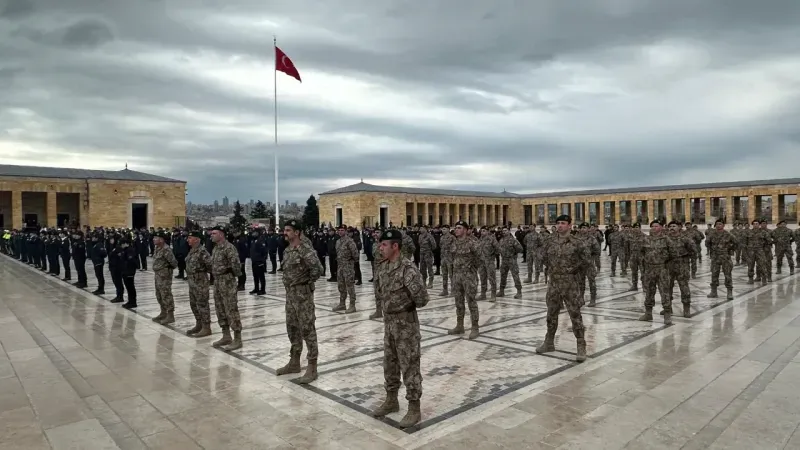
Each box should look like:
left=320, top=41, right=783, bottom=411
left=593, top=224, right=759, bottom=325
left=132, top=203, right=148, bottom=229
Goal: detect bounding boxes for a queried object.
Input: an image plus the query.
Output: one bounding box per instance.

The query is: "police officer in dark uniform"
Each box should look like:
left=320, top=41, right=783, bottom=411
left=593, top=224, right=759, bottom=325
left=120, top=236, right=139, bottom=309
left=108, top=234, right=125, bottom=303
left=313, top=230, right=328, bottom=276
left=72, top=230, right=88, bottom=288
left=172, top=229, right=189, bottom=279
left=89, top=232, right=107, bottom=295
left=234, top=229, right=250, bottom=291
left=249, top=228, right=267, bottom=295
left=326, top=228, right=339, bottom=282
left=59, top=229, right=72, bottom=281
left=135, top=232, right=149, bottom=270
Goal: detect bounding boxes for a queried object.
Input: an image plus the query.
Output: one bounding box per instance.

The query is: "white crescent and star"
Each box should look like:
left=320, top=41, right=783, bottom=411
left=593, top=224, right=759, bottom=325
left=281, top=55, right=291, bottom=68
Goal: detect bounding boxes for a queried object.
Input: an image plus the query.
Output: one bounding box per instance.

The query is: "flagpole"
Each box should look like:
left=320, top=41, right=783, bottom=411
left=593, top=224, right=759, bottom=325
left=273, top=35, right=279, bottom=230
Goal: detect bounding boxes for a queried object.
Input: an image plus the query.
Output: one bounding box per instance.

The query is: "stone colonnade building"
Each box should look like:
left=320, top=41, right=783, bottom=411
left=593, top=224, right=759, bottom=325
left=318, top=178, right=800, bottom=228
left=0, top=165, right=187, bottom=229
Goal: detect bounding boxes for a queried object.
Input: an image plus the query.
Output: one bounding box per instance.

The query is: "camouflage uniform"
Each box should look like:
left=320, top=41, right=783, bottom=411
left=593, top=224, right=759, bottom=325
left=744, top=227, right=769, bottom=284
left=478, top=233, right=500, bottom=300
left=731, top=227, right=744, bottom=264
left=626, top=228, right=646, bottom=290
left=535, top=231, right=549, bottom=282
left=212, top=240, right=243, bottom=331
left=185, top=244, right=212, bottom=326
left=417, top=229, right=437, bottom=286
left=152, top=245, right=178, bottom=317
left=335, top=234, right=359, bottom=310
left=374, top=257, right=429, bottom=408
left=706, top=229, right=736, bottom=299
left=579, top=231, right=599, bottom=304
left=497, top=234, right=523, bottom=298
left=439, top=231, right=455, bottom=294
left=772, top=226, right=795, bottom=273
left=537, top=232, right=590, bottom=362
left=689, top=228, right=705, bottom=276
left=640, top=232, right=673, bottom=320
left=763, top=228, right=774, bottom=280
left=795, top=228, right=800, bottom=267
left=282, top=241, right=324, bottom=363
left=372, top=240, right=383, bottom=312
left=608, top=231, right=625, bottom=275
left=523, top=231, right=540, bottom=282
left=667, top=230, right=695, bottom=307
left=400, top=232, right=416, bottom=261
left=450, top=234, right=481, bottom=336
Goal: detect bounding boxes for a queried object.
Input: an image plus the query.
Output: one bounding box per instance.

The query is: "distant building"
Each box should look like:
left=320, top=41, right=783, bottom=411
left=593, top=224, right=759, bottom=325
left=222, top=196, right=229, bottom=208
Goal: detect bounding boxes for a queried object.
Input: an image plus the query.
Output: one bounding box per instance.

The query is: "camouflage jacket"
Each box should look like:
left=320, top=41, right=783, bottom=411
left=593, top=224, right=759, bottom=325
left=417, top=231, right=437, bottom=254
left=282, top=241, right=324, bottom=288
left=439, top=232, right=455, bottom=258
left=152, top=245, right=177, bottom=274
left=625, top=229, right=646, bottom=256
left=372, top=240, right=382, bottom=263
left=608, top=231, right=626, bottom=251
left=690, top=228, right=705, bottom=245
left=743, top=228, right=771, bottom=251
left=706, top=229, right=736, bottom=257
left=772, top=227, right=794, bottom=248
left=452, top=235, right=481, bottom=273
left=498, top=235, right=522, bottom=259
left=479, top=233, right=500, bottom=260
left=668, top=231, right=696, bottom=258
left=375, top=257, right=430, bottom=315
left=185, top=245, right=211, bottom=279
left=335, top=235, right=359, bottom=264
left=211, top=240, right=242, bottom=277
left=642, top=233, right=673, bottom=266
left=523, top=231, right=541, bottom=253
left=401, top=232, right=416, bottom=259
left=580, top=232, right=601, bottom=257
left=543, top=232, right=590, bottom=276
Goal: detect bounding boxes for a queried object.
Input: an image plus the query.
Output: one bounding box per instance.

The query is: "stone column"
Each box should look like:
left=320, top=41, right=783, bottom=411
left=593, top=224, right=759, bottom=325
left=412, top=202, right=418, bottom=226
left=78, top=193, right=89, bottom=227
left=422, top=203, right=429, bottom=226
left=725, top=196, right=733, bottom=224
left=771, top=194, right=780, bottom=224
left=684, top=197, right=691, bottom=223
left=11, top=190, right=22, bottom=228
left=614, top=201, right=621, bottom=224
left=747, top=195, right=756, bottom=222
left=704, top=197, right=712, bottom=224
left=47, top=191, right=57, bottom=227
left=665, top=199, right=672, bottom=222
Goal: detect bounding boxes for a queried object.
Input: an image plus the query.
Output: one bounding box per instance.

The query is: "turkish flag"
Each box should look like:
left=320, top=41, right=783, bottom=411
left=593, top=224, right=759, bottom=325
left=275, top=46, right=301, bottom=82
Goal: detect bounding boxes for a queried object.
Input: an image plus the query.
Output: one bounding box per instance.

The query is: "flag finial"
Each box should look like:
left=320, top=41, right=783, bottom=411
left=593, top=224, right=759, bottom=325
left=125, top=163, right=128, bottom=170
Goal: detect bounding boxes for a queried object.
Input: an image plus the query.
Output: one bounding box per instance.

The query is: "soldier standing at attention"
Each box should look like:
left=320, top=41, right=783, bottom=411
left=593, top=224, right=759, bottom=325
left=438, top=225, right=455, bottom=297
left=523, top=227, right=539, bottom=283
left=744, top=220, right=769, bottom=285
left=773, top=220, right=795, bottom=274
left=333, top=225, right=359, bottom=313
left=152, top=231, right=178, bottom=324
left=120, top=236, right=139, bottom=309
left=276, top=220, right=324, bottom=384
left=760, top=219, right=774, bottom=281
left=370, top=229, right=385, bottom=320
left=400, top=229, right=416, bottom=261
left=210, top=227, right=244, bottom=350
left=450, top=221, right=482, bottom=339
left=89, top=232, right=107, bottom=295
left=417, top=226, right=437, bottom=288
left=578, top=223, right=599, bottom=307
left=497, top=227, right=523, bottom=299
left=608, top=224, right=623, bottom=276
left=72, top=230, right=88, bottom=288
left=478, top=227, right=500, bottom=301
left=536, top=215, right=589, bottom=362
left=371, top=229, right=429, bottom=428
left=706, top=219, right=736, bottom=302
left=185, top=230, right=212, bottom=338
left=639, top=221, right=674, bottom=324
left=666, top=221, right=694, bottom=315
left=731, top=223, right=744, bottom=265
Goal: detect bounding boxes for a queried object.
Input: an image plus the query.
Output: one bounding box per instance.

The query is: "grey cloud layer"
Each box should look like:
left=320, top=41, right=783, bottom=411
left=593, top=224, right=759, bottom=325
left=2, top=0, right=800, bottom=203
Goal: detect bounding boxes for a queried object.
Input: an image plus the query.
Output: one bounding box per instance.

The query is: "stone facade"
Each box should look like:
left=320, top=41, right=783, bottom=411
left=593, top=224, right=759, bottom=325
left=0, top=176, right=186, bottom=229
left=319, top=181, right=800, bottom=228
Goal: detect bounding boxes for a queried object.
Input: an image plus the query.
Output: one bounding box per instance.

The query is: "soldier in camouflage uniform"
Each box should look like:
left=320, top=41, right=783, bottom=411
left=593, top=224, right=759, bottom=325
left=666, top=221, right=695, bottom=314
left=185, top=230, right=212, bottom=338
left=523, top=228, right=540, bottom=283
left=608, top=225, right=625, bottom=276
left=450, top=221, right=482, bottom=339
left=333, top=225, right=359, bottom=313
left=497, top=227, right=523, bottom=299
left=626, top=223, right=646, bottom=291
left=578, top=223, right=599, bottom=306
left=619, top=224, right=632, bottom=274
left=417, top=226, right=437, bottom=288
left=639, top=221, right=674, bottom=324
left=731, top=223, right=744, bottom=265
left=478, top=227, right=500, bottom=301
left=276, top=220, right=324, bottom=384
left=209, top=227, right=244, bottom=351
left=760, top=219, right=774, bottom=281
left=706, top=219, right=736, bottom=302
left=371, top=229, right=430, bottom=428
left=151, top=231, right=178, bottom=325
left=370, top=229, right=385, bottom=319
left=744, top=220, right=769, bottom=285
left=685, top=222, right=704, bottom=278
left=794, top=227, right=800, bottom=267
left=772, top=220, right=795, bottom=274
left=536, top=215, right=589, bottom=362
left=400, top=230, right=416, bottom=261
left=438, top=225, right=455, bottom=297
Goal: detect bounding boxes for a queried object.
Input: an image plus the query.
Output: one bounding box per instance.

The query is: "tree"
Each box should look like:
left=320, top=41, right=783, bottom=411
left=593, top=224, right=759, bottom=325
left=230, top=200, right=247, bottom=232
left=250, top=200, right=268, bottom=219
left=302, top=195, right=320, bottom=229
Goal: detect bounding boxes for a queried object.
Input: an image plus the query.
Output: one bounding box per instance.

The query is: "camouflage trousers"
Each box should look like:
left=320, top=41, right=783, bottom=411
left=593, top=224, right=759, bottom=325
left=525, top=249, right=538, bottom=278
left=746, top=249, right=767, bottom=281
left=453, top=272, right=479, bottom=321
left=285, top=284, right=318, bottom=361
left=544, top=274, right=584, bottom=339
left=775, top=245, right=795, bottom=270
left=689, top=252, right=698, bottom=277
left=764, top=249, right=773, bottom=275
left=214, top=273, right=242, bottom=331
left=695, top=244, right=703, bottom=262
left=478, top=259, right=497, bottom=295
left=154, top=271, right=175, bottom=313
left=610, top=250, right=622, bottom=273
left=336, top=264, right=356, bottom=303
left=579, top=265, right=597, bottom=299
left=440, top=258, right=453, bottom=291
left=383, top=311, right=422, bottom=401
left=594, top=253, right=601, bottom=271
left=419, top=251, right=435, bottom=282
left=710, top=255, right=733, bottom=290
left=187, top=275, right=211, bottom=325
left=499, top=258, right=522, bottom=290
left=621, top=250, right=630, bottom=272
left=668, top=258, right=691, bottom=304
left=630, top=256, right=644, bottom=287
left=535, top=253, right=546, bottom=277
left=643, top=264, right=672, bottom=313
left=735, top=246, right=743, bottom=265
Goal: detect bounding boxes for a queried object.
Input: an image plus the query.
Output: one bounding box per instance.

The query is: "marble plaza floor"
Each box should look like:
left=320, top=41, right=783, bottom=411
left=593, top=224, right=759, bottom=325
left=2, top=251, right=800, bottom=449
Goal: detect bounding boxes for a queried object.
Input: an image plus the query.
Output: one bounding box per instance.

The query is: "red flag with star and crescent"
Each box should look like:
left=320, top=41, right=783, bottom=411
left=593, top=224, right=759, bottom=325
left=275, top=46, right=301, bottom=82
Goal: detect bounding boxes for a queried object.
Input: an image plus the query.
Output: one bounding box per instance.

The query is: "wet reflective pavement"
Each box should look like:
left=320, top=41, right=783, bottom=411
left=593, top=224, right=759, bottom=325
left=2, top=252, right=800, bottom=449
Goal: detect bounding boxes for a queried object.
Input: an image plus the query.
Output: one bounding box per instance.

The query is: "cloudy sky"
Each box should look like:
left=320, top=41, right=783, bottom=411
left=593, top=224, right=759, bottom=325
left=2, top=0, right=800, bottom=203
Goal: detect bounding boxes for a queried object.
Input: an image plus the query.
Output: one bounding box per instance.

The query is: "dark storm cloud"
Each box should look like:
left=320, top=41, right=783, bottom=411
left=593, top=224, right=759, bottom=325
left=1, top=0, right=800, bottom=204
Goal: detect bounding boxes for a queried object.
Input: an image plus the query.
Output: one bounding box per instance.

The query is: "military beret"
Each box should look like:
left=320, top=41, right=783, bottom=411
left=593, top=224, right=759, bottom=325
left=632, top=223, right=641, bottom=228
left=778, top=220, right=787, bottom=226
left=155, top=231, right=169, bottom=239
left=454, top=220, right=469, bottom=228
left=285, top=219, right=302, bottom=230
left=759, top=218, right=768, bottom=224
left=714, top=219, right=725, bottom=226
left=578, top=222, right=589, bottom=229
left=188, top=231, right=203, bottom=239
left=379, top=229, right=402, bottom=241
left=684, top=221, right=692, bottom=225
left=667, top=220, right=680, bottom=227
left=649, top=220, right=661, bottom=227
left=555, top=214, right=571, bottom=224
left=336, top=224, right=347, bottom=230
